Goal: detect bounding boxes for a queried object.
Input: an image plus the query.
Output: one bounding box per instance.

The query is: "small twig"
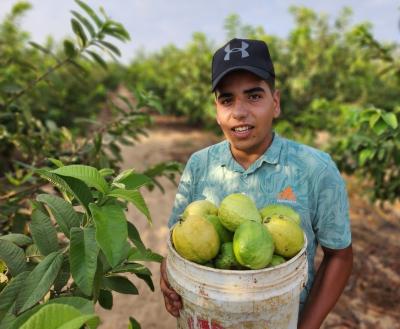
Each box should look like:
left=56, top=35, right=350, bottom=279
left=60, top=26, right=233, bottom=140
left=4, top=58, right=71, bottom=109
left=0, top=182, right=46, bottom=201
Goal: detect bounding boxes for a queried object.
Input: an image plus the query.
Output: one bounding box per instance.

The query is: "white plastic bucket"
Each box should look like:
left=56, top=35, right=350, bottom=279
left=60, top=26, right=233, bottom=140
left=166, top=232, right=308, bottom=329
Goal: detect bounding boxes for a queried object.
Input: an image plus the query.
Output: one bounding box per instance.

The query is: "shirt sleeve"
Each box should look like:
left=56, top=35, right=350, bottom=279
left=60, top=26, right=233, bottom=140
left=167, top=155, right=196, bottom=228
left=312, top=159, right=352, bottom=249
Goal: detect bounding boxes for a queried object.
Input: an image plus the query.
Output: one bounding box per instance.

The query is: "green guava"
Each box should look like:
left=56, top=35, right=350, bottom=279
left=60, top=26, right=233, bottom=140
left=233, top=221, right=274, bottom=270
left=264, top=218, right=304, bottom=258
left=203, top=261, right=215, bottom=268
left=172, top=215, right=220, bottom=264
left=260, top=204, right=301, bottom=225
left=182, top=200, right=218, bottom=220
left=218, top=193, right=261, bottom=232
left=214, top=242, right=241, bottom=270
left=268, top=254, right=286, bottom=267
left=205, top=215, right=233, bottom=243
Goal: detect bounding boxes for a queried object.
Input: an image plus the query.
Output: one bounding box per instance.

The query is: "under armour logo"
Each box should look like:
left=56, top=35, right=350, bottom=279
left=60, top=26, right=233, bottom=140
left=224, top=41, right=249, bottom=61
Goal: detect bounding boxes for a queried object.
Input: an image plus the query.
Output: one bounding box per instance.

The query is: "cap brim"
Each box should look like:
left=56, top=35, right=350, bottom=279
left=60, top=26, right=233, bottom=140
left=211, top=66, right=274, bottom=92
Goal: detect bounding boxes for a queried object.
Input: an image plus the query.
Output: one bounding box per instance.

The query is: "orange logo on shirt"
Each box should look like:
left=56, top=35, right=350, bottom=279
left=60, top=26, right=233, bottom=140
left=277, top=186, right=296, bottom=202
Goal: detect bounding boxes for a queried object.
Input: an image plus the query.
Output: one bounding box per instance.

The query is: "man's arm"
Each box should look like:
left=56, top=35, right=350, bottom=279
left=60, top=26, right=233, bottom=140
left=298, top=244, right=353, bottom=329
left=161, top=155, right=197, bottom=317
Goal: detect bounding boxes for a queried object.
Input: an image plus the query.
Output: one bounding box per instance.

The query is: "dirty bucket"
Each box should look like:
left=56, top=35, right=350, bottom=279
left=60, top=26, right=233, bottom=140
left=166, top=232, right=308, bottom=329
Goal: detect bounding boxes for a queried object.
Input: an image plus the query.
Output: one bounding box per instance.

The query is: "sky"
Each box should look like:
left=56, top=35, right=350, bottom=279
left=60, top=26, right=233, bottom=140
left=1, top=0, right=399, bottom=63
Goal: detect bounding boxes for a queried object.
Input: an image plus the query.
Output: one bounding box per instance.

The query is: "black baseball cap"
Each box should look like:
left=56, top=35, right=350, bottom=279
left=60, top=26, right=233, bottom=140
left=211, top=38, right=275, bottom=92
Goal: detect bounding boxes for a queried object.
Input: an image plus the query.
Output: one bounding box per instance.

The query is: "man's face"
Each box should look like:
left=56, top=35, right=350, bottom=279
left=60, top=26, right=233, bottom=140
left=214, top=70, right=281, bottom=156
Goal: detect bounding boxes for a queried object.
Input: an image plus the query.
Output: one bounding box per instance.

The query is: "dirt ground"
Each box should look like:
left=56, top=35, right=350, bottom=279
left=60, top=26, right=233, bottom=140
left=96, top=117, right=400, bottom=329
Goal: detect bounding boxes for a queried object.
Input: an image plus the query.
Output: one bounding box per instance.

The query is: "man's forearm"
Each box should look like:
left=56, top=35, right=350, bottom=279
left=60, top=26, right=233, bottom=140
left=298, top=245, right=353, bottom=329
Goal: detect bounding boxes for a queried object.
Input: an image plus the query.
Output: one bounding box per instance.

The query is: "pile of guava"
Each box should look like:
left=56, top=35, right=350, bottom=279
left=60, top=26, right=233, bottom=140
left=171, top=193, right=305, bottom=270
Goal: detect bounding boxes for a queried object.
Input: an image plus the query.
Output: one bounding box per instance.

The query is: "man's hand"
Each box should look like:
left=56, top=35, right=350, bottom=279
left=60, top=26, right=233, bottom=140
left=298, top=244, right=353, bottom=329
left=160, top=258, right=182, bottom=317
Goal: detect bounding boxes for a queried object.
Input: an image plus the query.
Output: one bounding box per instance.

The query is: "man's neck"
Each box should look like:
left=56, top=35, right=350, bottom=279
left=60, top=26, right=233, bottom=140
left=229, top=134, right=274, bottom=170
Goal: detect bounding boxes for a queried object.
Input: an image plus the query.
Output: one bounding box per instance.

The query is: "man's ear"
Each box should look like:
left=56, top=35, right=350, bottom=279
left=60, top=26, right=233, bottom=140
left=214, top=95, right=221, bottom=126
left=272, top=89, right=281, bottom=118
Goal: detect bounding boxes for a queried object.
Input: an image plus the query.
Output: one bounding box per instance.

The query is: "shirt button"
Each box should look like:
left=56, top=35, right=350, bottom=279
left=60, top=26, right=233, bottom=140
left=243, top=174, right=248, bottom=178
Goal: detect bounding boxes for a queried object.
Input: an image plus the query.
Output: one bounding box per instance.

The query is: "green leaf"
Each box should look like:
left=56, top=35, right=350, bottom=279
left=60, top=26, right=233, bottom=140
left=114, top=170, right=152, bottom=189
left=0, top=272, right=29, bottom=320
left=0, top=240, right=27, bottom=276
left=372, top=118, right=388, bottom=135
left=0, top=260, right=6, bottom=273
left=11, top=297, right=95, bottom=329
left=52, top=165, right=109, bottom=194
left=358, top=149, right=375, bottom=166
left=54, top=258, right=70, bottom=293
left=136, top=273, right=154, bottom=292
left=70, top=10, right=95, bottom=38
left=89, top=204, right=128, bottom=267
left=0, top=234, right=32, bottom=247
left=110, top=263, right=151, bottom=276
left=71, top=18, right=87, bottom=46
left=102, top=22, right=130, bottom=41
left=63, top=40, right=77, bottom=58
left=108, top=189, right=151, bottom=223
left=69, top=59, right=89, bottom=76
left=37, top=194, right=81, bottom=238
left=70, top=227, right=99, bottom=296
left=2, top=83, right=22, bottom=94
left=382, top=112, right=398, bottom=129
left=98, top=289, right=113, bottom=310
left=30, top=208, right=59, bottom=256
left=368, top=112, right=381, bottom=128
left=47, top=158, right=64, bottom=168
left=28, top=41, right=51, bottom=55
left=0, top=311, right=16, bottom=329
left=128, top=317, right=141, bottom=329
left=48, top=297, right=94, bottom=314
left=96, top=40, right=121, bottom=57
left=127, top=222, right=145, bottom=250
left=75, top=0, right=103, bottom=27
left=25, top=244, right=44, bottom=264
left=102, top=276, right=138, bottom=295
left=127, top=247, right=163, bottom=263
left=15, top=251, right=64, bottom=314
left=87, top=50, right=107, bottom=69
left=9, top=304, right=43, bottom=329
left=19, top=303, right=99, bottom=329
left=36, top=169, right=93, bottom=213
left=98, top=168, right=114, bottom=177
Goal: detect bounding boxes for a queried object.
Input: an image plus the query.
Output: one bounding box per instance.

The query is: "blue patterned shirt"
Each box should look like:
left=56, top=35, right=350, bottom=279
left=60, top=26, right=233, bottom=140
left=168, top=132, right=352, bottom=306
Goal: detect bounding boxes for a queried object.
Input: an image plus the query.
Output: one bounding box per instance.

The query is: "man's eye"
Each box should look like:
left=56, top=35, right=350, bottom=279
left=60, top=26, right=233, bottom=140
left=249, top=94, right=261, bottom=100
left=220, top=98, right=232, bottom=105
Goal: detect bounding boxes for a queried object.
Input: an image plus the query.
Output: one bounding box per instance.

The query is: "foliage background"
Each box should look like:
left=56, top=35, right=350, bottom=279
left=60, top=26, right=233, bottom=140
left=0, top=1, right=399, bottom=328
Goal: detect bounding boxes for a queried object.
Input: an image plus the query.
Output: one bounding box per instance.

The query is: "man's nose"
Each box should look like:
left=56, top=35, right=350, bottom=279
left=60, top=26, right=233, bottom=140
left=232, top=99, right=248, bottom=120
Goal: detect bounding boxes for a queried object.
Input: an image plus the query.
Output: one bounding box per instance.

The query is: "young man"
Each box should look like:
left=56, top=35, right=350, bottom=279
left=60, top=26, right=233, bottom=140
left=160, top=38, right=353, bottom=329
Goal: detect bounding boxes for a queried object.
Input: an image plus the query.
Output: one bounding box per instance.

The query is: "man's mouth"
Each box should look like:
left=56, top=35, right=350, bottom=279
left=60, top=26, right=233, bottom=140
left=231, top=125, right=254, bottom=132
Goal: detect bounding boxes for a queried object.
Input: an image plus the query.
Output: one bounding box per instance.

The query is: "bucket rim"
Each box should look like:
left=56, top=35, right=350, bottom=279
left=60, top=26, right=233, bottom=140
left=168, top=224, right=308, bottom=274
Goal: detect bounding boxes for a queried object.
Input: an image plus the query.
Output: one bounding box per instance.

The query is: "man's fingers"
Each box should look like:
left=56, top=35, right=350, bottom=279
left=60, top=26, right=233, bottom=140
left=160, top=257, right=182, bottom=317
left=164, top=295, right=181, bottom=318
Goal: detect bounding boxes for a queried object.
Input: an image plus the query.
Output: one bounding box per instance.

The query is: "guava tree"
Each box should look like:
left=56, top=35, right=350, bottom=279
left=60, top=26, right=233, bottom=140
left=0, top=1, right=179, bottom=328
left=125, top=7, right=400, bottom=205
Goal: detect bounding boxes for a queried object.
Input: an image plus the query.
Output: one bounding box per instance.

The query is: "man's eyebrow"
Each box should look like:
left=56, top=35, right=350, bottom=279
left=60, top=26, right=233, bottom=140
left=216, top=87, right=266, bottom=100
left=216, top=92, right=232, bottom=100
left=243, top=87, right=266, bottom=94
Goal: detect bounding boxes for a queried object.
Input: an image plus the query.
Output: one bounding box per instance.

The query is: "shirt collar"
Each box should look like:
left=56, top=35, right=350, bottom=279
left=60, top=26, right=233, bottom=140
left=219, top=132, right=284, bottom=168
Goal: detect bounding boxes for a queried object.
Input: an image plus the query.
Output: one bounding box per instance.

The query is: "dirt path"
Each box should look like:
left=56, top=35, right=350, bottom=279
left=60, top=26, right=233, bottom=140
left=96, top=120, right=400, bottom=329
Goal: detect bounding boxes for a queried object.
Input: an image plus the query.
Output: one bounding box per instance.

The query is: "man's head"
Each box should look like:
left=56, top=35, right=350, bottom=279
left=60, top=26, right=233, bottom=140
left=211, top=39, right=280, bottom=159
left=211, top=38, right=275, bottom=93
